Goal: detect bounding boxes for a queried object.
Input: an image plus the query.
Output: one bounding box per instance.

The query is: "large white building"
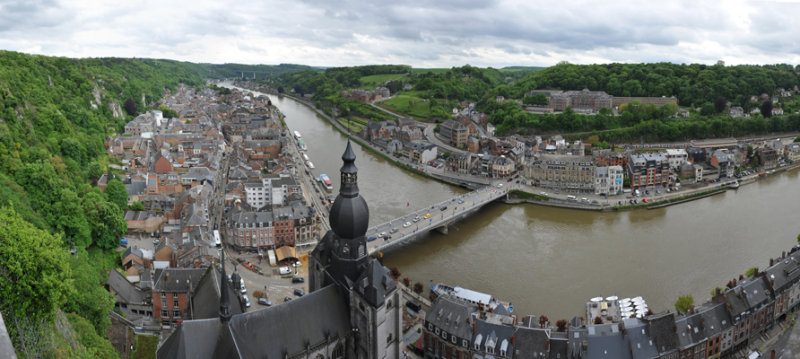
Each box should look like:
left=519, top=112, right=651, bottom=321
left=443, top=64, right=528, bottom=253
left=595, top=165, right=624, bottom=196
left=244, top=173, right=301, bottom=210
left=665, top=149, right=688, bottom=170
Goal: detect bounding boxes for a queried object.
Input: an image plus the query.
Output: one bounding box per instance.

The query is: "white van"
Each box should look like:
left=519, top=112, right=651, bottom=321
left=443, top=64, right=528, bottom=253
left=581, top=198, right=589, bottom=203
left=567, top=195, right=577, bottom=201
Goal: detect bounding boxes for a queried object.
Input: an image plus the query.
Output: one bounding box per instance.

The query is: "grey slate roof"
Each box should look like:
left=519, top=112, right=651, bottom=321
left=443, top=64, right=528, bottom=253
left=354, top=259, right=397, bottom=308
left=426, top=296, right=478, bottom=342
left=157, top=284, right=351, bottom=359
left=741, top=276, right=771, bottom=309
left=153, top=268, right=206, bottom=293
left=674, top=312, right=705, bottom=350
left=473, top=316, right=515, bottom=356
left=191, top=266, right=243, bottom=320
left=512, top=326, right=550, bottom=359
left=765, top=255, right=800, bottom=294
left=107, top=268, right=148, bottom=305
left=621, top=318, right=658, bottom=359
left=585, top=325, right=629, bottom=359
left=126, top=180, right=147, bottom=196
left=646, top=312, right=679, bottom=354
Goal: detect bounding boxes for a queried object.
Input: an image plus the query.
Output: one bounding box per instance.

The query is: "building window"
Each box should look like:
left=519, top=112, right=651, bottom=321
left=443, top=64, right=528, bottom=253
left=173, top=310, right=180, bottom=318
left=162, top=300, right=166, bottom=308
left=387, top=333, right=393, bottom=344
left=174, top=300, right=179, bottom=308
left=162, top=310, right=168, bottom=318
left=451, top=335, right=457, bottom=344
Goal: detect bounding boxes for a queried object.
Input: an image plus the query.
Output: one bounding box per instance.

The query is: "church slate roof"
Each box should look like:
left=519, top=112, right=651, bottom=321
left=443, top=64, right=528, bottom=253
left=354, top=259, right=397, bottom=308
left=157, top=284, right=350, bottom=359
left=191, top=266, right=243, bottom=320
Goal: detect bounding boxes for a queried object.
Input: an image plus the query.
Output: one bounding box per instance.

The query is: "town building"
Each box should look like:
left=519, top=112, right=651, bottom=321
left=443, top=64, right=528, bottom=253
left=627, top=153, right=670, bottom=190
left=528, top=155, right=595, bottom=194
left=408, top=141, right=438, bottom=164
left=665, top=149, right=688, bottom=170
left=439, top=119, right=469, bottom=148
left=595, top=165, right=623, bottom=196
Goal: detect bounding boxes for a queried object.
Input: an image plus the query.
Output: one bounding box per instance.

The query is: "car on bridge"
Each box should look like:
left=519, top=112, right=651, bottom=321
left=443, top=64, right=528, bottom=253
left=367, top=235, right=378, bottom=242
left=412, top=216, right=420, bottom=222
left=423, top=213, right=431, bottom=220
left=403, top=222, right=411, bottom=228
left=439, top=205, right=447, bottom=211
left=458, top=198, right=464, bottom=204
left=390, top=228, right=399, bottom=234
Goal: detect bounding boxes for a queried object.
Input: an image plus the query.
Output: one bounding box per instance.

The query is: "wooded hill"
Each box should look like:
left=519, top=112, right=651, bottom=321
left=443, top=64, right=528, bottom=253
left=0, top=50, right=208, bottom=358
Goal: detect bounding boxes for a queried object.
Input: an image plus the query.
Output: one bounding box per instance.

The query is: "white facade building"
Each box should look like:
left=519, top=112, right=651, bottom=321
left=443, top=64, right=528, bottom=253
left=665, top=149, right=688, bottom=170
left=595, top=165, right=624, bottom=196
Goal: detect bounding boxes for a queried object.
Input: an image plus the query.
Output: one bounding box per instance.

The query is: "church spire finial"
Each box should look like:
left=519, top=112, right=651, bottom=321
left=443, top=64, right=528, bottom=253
left=219, top=249, right=231, bottom=323
left=339, top=140, right=359, bottom=198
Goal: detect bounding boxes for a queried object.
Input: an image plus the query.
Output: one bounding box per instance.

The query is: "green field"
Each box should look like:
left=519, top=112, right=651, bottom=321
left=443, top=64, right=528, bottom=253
left=338, top=116, right=366, bottom=132
left=378, top=94, right=435, bottom=121
left=360, top=73, right=405, bottom=87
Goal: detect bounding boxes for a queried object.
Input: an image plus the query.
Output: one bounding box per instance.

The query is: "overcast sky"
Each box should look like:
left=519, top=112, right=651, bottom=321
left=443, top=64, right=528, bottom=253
left=1, top=0, right=799, bottom=68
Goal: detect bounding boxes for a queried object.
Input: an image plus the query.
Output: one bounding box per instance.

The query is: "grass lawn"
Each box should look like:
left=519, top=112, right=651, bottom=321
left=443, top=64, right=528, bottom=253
left=378, top=94, right=434, bottom=121
left=360, top=74, right=404, bottom=87
left=133, top=334, right=159, bottom=359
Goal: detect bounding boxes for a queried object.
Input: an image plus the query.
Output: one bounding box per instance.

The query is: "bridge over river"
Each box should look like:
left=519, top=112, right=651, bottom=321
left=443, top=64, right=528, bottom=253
left=365, top=185, right=509, bottom=254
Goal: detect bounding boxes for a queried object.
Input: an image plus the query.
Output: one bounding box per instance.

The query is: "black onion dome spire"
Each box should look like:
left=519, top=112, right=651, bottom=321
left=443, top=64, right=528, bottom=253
left=329, top=140, right=369, bottom=239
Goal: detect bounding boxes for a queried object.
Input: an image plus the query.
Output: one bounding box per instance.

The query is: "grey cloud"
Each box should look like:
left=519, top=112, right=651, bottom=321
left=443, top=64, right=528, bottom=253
left=0, top=0, right=71, bottom=33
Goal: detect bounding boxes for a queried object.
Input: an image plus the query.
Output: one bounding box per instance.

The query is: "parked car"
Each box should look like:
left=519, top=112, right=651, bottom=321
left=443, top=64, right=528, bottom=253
left=243, top=295, right=251, bottom=308
left=379, top=231, right=387, bottom=238
left=403, top=222, right=411, bottom=228
left=294, top=289, right=305, bottom=297
left=292, top=277, right=305, bottom=283
left=284, top=296, right=292, bottom=302
left=458, top=199, right=464, bottom=204
left=258, top=298, right=272, bottom=306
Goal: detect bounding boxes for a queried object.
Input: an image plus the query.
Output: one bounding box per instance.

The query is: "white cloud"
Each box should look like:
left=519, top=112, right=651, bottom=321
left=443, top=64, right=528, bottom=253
left=0, top=0, right=798, bottom=66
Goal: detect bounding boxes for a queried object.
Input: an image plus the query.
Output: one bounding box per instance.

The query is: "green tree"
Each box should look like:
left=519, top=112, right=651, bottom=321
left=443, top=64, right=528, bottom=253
left=157, top=104, right=178, bottom=119
left=129, top=201, right=145, bottom=211
left=83, top=192, right=127, bottom=249
left=0, top=206, right=73, bottom=346
left=49, top=189, right=92, bottom=249
left=745, top=267, right=757, bottom=277
left=761, top=100, right=773, bottom=118
left=63, top=255, right=115, bottom=335
left=123, top=98, right=138, bottom=116
left=104, top=177, right=128, bottom=209
left=674, top=294, right=694, bottom=313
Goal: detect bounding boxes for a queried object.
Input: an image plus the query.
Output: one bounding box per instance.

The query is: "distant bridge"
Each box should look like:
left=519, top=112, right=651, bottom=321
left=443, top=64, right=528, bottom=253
left=365, top=186, right=508, bottom=254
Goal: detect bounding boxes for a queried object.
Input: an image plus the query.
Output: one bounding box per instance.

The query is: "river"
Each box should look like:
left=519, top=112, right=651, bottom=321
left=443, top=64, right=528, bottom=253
left=246, top=87, right=800, bottom=321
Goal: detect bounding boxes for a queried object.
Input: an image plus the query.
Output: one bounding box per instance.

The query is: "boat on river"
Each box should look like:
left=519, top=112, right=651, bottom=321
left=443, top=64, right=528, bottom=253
left=430, top=283, right=513, bottom=313
left=317, top=174, right=333, bottom=191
